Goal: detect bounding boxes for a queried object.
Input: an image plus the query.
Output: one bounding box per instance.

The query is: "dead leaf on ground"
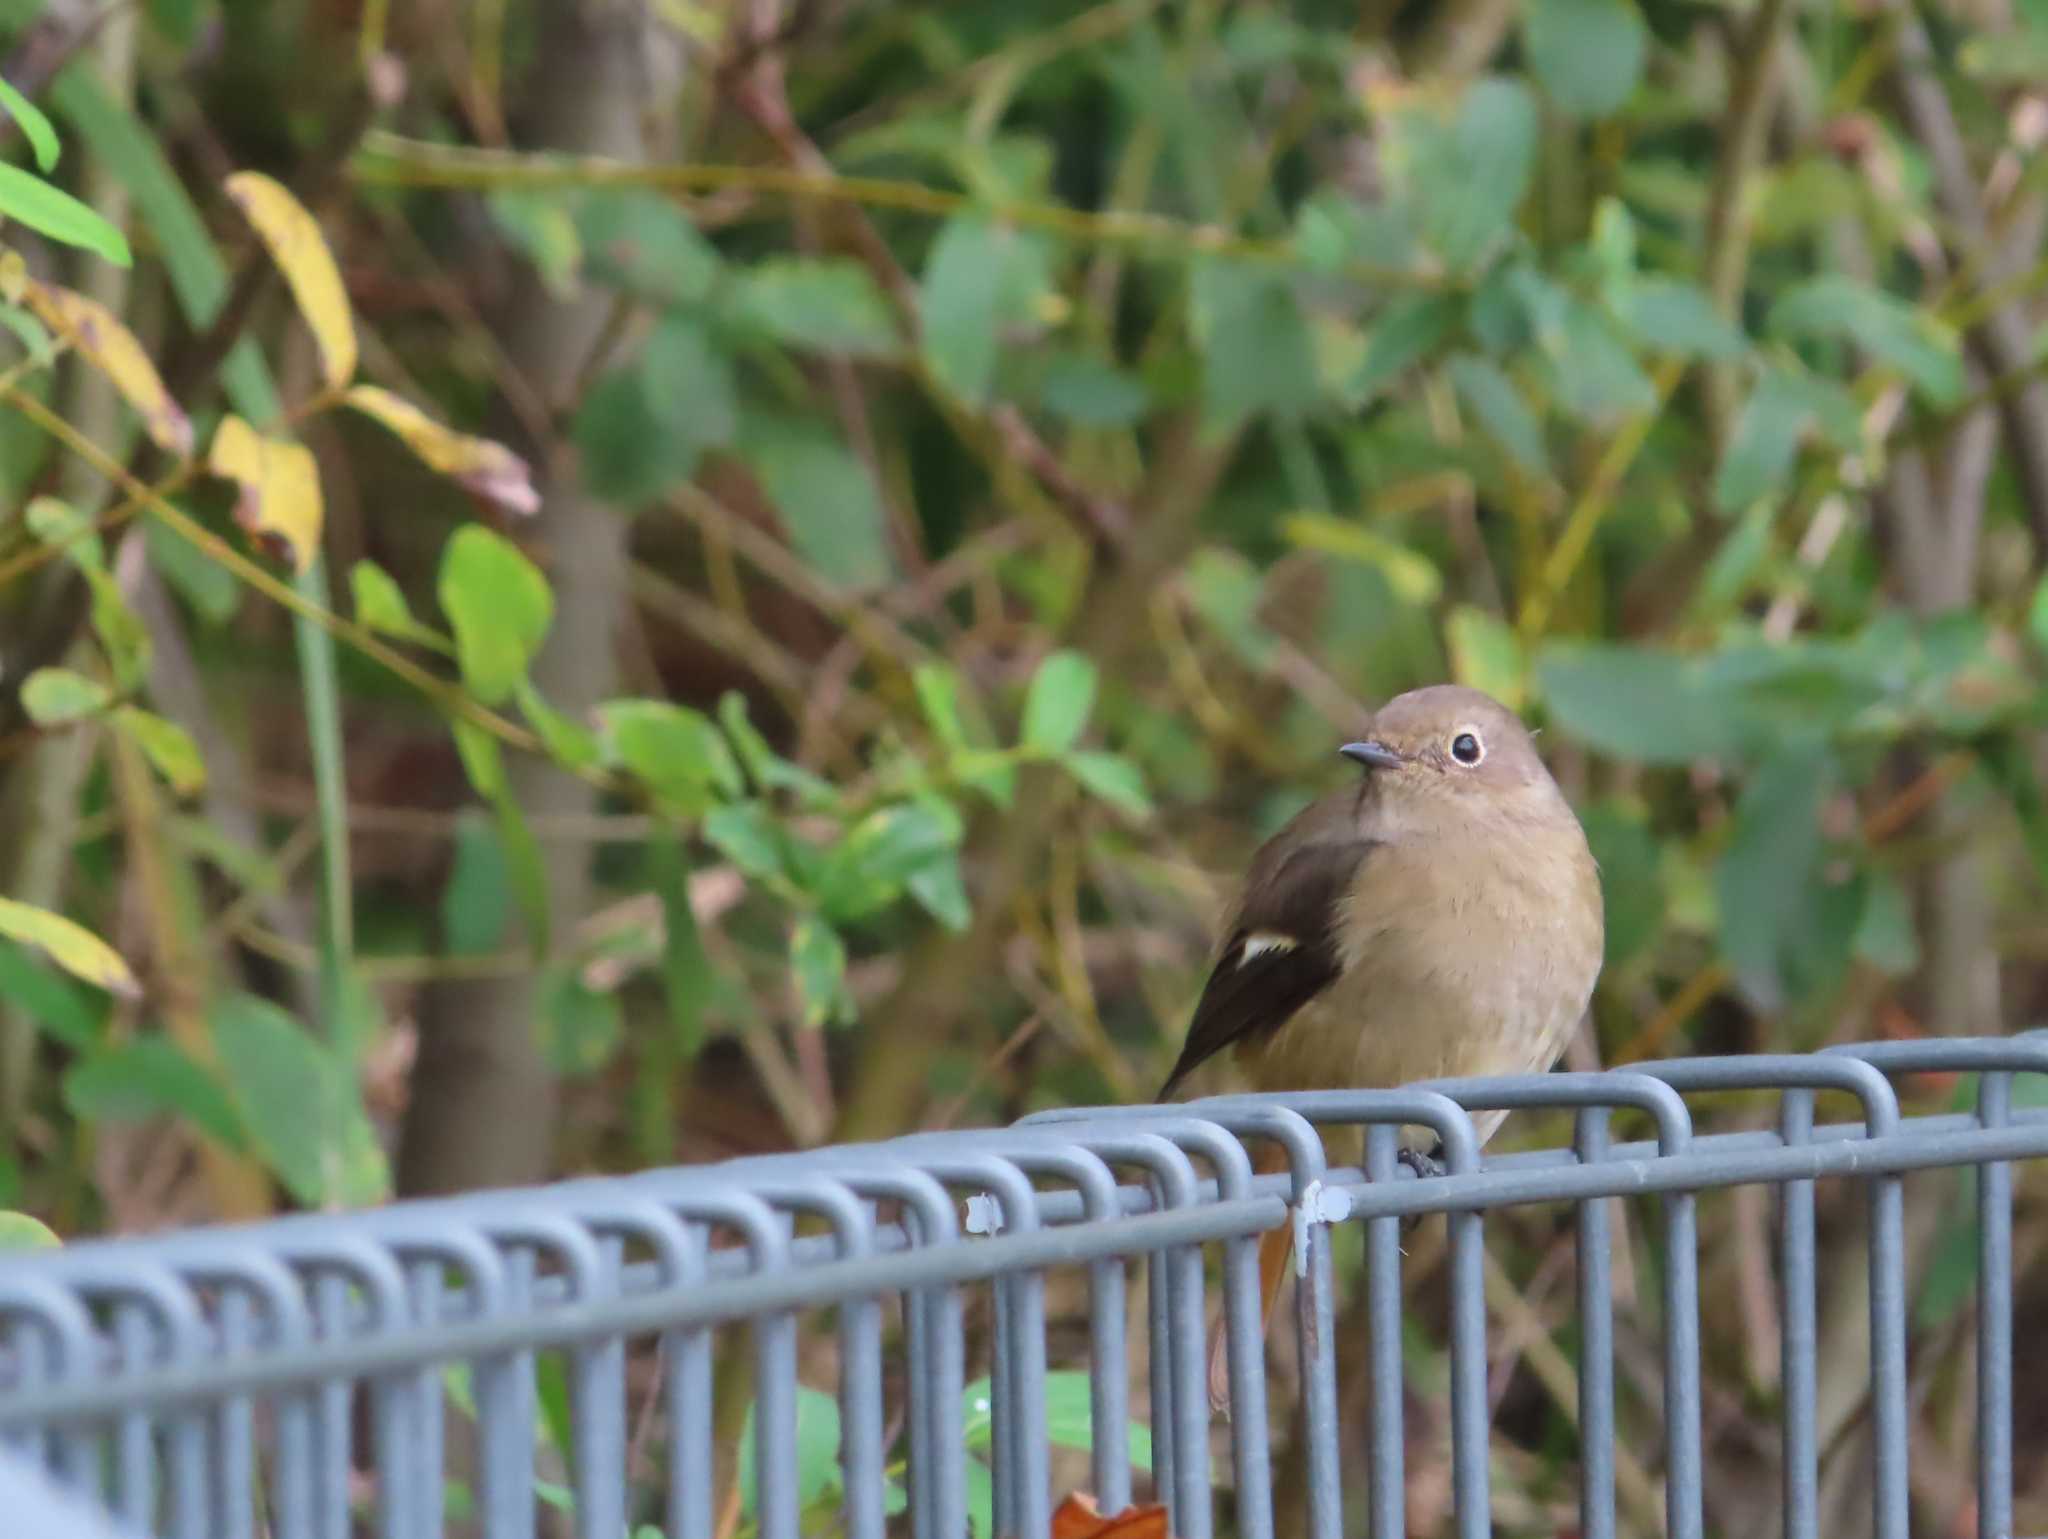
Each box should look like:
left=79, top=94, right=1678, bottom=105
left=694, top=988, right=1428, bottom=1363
left=1049, top=1493, right=1173, bottom=1539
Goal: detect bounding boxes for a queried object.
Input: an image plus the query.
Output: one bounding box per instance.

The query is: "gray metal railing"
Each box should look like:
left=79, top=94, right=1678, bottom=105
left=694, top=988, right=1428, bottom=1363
left=0, top=1035, right=2042, bottom=1539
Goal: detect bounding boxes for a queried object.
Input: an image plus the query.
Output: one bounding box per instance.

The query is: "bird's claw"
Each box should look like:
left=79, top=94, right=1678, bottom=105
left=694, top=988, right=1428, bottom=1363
left=1396, top=1143, right=1447, bottom=1234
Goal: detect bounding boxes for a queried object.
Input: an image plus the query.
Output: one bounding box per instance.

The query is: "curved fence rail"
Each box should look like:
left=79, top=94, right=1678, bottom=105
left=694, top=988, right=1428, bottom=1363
left=1, top=1036, right=2044, bottom=1539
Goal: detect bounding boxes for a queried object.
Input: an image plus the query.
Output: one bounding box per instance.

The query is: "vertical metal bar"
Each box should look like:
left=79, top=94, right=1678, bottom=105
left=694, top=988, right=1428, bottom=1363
left=1868, top=1167, right=1909, bottom=1539
left=904, top=1271, right=936, bottom=1539
left=571, top=1235, right=627, bottom=1539
left=1218, top=1229, right=1272, bottom=1539
left=311, top=1276, right=351, bottom=1539
left=665, top=1227, right=713, bottom=1539
left=1977, top=1072, right=2013, bottom=1539
left=1299, top=1204, right=1343, bottom=1539
left=754, top=1305, right=801, bottom=1539
left=1447, top=1200, right=1490, bottom=1539
left=167, top=1397, right=209, bottom=1539
left=370, top=1375, right=413, bottom=1539
left=1663, top=1185, right=1703, bottom=1539
left=990, top=1275, right=1015, bottom=1539
left=1574, top=1112, right=1615, bottom=1539
left=476, top=1244, right=536, bottom=1539
left=1146, top=1244, right=1175, bottom=1522
left=405, top=1261, right=445, bottom=1539
left=1166, top=1239, right=1210, bottom=1539
left=839, top=1230, right=887, bottom=1539
left=1364, top=1129, right=1405, bottom=1539
left=1085, top=1257, right=1130, bottom=1516
left=1010, top=1266, right=1053, bottom=1539
left=111, top=1304, right=155, bottom=1534
left=215, top=1288, right=254, bottom=1539
left=929, top=1269, right=968, bottom=1539
left=1780, top=1090, right=1818, bottom=1539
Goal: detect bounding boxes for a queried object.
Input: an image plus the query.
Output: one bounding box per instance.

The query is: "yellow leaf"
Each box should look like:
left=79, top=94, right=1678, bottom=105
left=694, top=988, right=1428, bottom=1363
left=0, top=896, right=139, bottom=999
left=344, top=385, right=540, bottom=516
left=22, top=279, right=191, bottom=455
left=209, top=414, right=324, bottom=572
left=225, top=170, right=357, bottom=389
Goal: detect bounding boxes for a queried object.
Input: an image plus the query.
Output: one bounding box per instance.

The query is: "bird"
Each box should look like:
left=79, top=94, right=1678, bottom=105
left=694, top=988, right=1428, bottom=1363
left=1158, top=684, right=1604, bottom=1400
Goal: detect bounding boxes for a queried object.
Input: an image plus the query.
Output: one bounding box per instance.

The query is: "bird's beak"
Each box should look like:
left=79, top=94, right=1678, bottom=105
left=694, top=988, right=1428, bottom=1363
left=1340, top=740, right=1404, bottom=771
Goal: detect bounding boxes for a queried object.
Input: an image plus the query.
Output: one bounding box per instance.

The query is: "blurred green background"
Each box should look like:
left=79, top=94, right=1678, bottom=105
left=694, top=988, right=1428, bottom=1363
left=1, top=0, right=2046, bottom=1529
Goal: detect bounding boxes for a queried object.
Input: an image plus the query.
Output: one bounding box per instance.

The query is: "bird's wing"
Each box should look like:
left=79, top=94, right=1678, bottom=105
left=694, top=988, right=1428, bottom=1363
left=1158, top=835, right=1377, bottom=1098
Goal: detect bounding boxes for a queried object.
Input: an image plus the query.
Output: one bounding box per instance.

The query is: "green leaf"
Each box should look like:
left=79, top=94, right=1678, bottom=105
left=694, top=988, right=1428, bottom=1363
left=493, top=794, right=550, bottom=960
left=0, top=163, right=130, bottom=265
left=817, top=801, right=963, bottom=921
left=0, top=1211, right=60, bottom=1250
left=963, top=1373, right=1151, bottom=1471
left=537, top=964, right=625, bottom=1075
left=1616, top=278, right=1747, bottom=360
left=1189, top=260, right=1320, bottom=424
left=1542, top=298, right=1656, bottom=422
left=1022, top=650, right=1098, bottom=755
left=574, top=188, right=721, bottom=307
left=1767, top=275, right=1964, bottom=406
left=1854, top=870, right=1919, bottom=976
left=573, top=364, right=702, bottom=505
left=0, top=935, right=105, bottom=1049
left=1037, top=351, right=1149, bottom=427
left=210, top=992, right=387, bottom=1206
left=1714, top=747, right=1836, bottom=1010
left=920, top=214, right=1052, bottom=405
left=1524, top=0, right=1647, bottom=118
left=704, top=802, right=789, bottom=881
left=1285, top=514, right=1443, bottom=605
left=790, top=917, right=853, bottom=1028
left=739, top=1386, right=843, bottom=1518
left=1064, top=750, right=1153, bottom=817
left=1714, top=367, right=1812, bottom=513
left=1537, top=645, right=1750, bottom=765
left=717, top=692, right=836, bottom=804
left=442, top=810, right=511, bottom=957
left=515, top=679, right=602, bottom=772
left=486, top=190, right=582, bottom=298
left=64, top=1038, right=244, bottom=1149
left=1404, top=78, right=1537, bottom=271
left=914, top=663, right=971, bottom=750
left=1577, top=801, right=1663, bottom=968
left=1447, top=354, right=1547, bottom=474
left=650, top=832, right=714, bottom=1058
left=0, top=897, right=138, bottom=998
left=1446, top=605, right=1526, bottom=710
left=600, top=700, right=743, bottom=815
left=908, top=854, right=971, bottom=931
left=642, top=314, right=737, bottom=450
left=964, top=1459, right=994, bottom=1539
left=438, top=526, right=553, bottom=705
left=1353, top=293, right=1460, bottom=398
left=350, top=559, right=449, bottom=650
left=110, top=706, right=205, bottom=796
left=738, top=417, right=894, bottom=592
left=733, top=257, right=897, bottom=358
left=0, top=76, right=62, bottom=174
left=21, top=666, right=110, bottom=725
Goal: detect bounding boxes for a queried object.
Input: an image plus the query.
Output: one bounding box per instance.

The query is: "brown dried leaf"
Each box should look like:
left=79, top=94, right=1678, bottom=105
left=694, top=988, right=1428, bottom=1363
left=23, top=279, right=191, bottom=455
left=342, top=384, right=540, bottom=516
left=208, top=414, right=324, bottom=572
left=1050, top=1493, right=1173, bottom=1539
left=225, top=170, right=357, bottom=388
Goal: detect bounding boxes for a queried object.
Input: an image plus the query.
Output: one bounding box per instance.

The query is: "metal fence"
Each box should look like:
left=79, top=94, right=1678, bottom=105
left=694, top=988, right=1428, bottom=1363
left=1, top=1035, right=2043, bottom=1539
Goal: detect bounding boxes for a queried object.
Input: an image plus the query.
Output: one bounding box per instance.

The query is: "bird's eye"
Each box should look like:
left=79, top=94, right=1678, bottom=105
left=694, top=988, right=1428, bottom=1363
left=1450, top=731, right=1484, bottom=766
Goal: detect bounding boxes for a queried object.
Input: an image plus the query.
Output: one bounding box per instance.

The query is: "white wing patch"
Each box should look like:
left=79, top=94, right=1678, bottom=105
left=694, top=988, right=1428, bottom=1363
left=1239, top=932, right=1299, bottom=965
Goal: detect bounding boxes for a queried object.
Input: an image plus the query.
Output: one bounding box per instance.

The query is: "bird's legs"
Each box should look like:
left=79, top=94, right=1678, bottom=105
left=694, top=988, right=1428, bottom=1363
left=1207, top=1136, right=1449, bottom=1409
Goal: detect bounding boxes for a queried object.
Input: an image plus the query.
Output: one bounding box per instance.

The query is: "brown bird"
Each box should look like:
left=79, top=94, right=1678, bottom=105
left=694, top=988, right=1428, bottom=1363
left=1160, top=684, right=1604, bottom=1388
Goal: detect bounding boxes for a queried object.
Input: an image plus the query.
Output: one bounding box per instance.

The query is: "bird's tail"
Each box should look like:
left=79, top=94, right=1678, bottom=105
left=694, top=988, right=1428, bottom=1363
left=1206, top=1145, right=1294, bottom=1412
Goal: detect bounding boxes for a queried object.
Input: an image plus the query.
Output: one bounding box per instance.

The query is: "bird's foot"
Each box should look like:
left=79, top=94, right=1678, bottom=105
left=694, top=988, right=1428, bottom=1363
left=1396, top=1142, right=1447, bottom=1234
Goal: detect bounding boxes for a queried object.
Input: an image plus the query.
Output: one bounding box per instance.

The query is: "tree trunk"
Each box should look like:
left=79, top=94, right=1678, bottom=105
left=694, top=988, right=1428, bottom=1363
left=396, top=0, right=682, bottom=1195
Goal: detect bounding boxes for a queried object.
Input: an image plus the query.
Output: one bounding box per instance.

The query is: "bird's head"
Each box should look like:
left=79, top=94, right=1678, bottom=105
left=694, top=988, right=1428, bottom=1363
left=1340, top=685, right=1556, bottom=811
